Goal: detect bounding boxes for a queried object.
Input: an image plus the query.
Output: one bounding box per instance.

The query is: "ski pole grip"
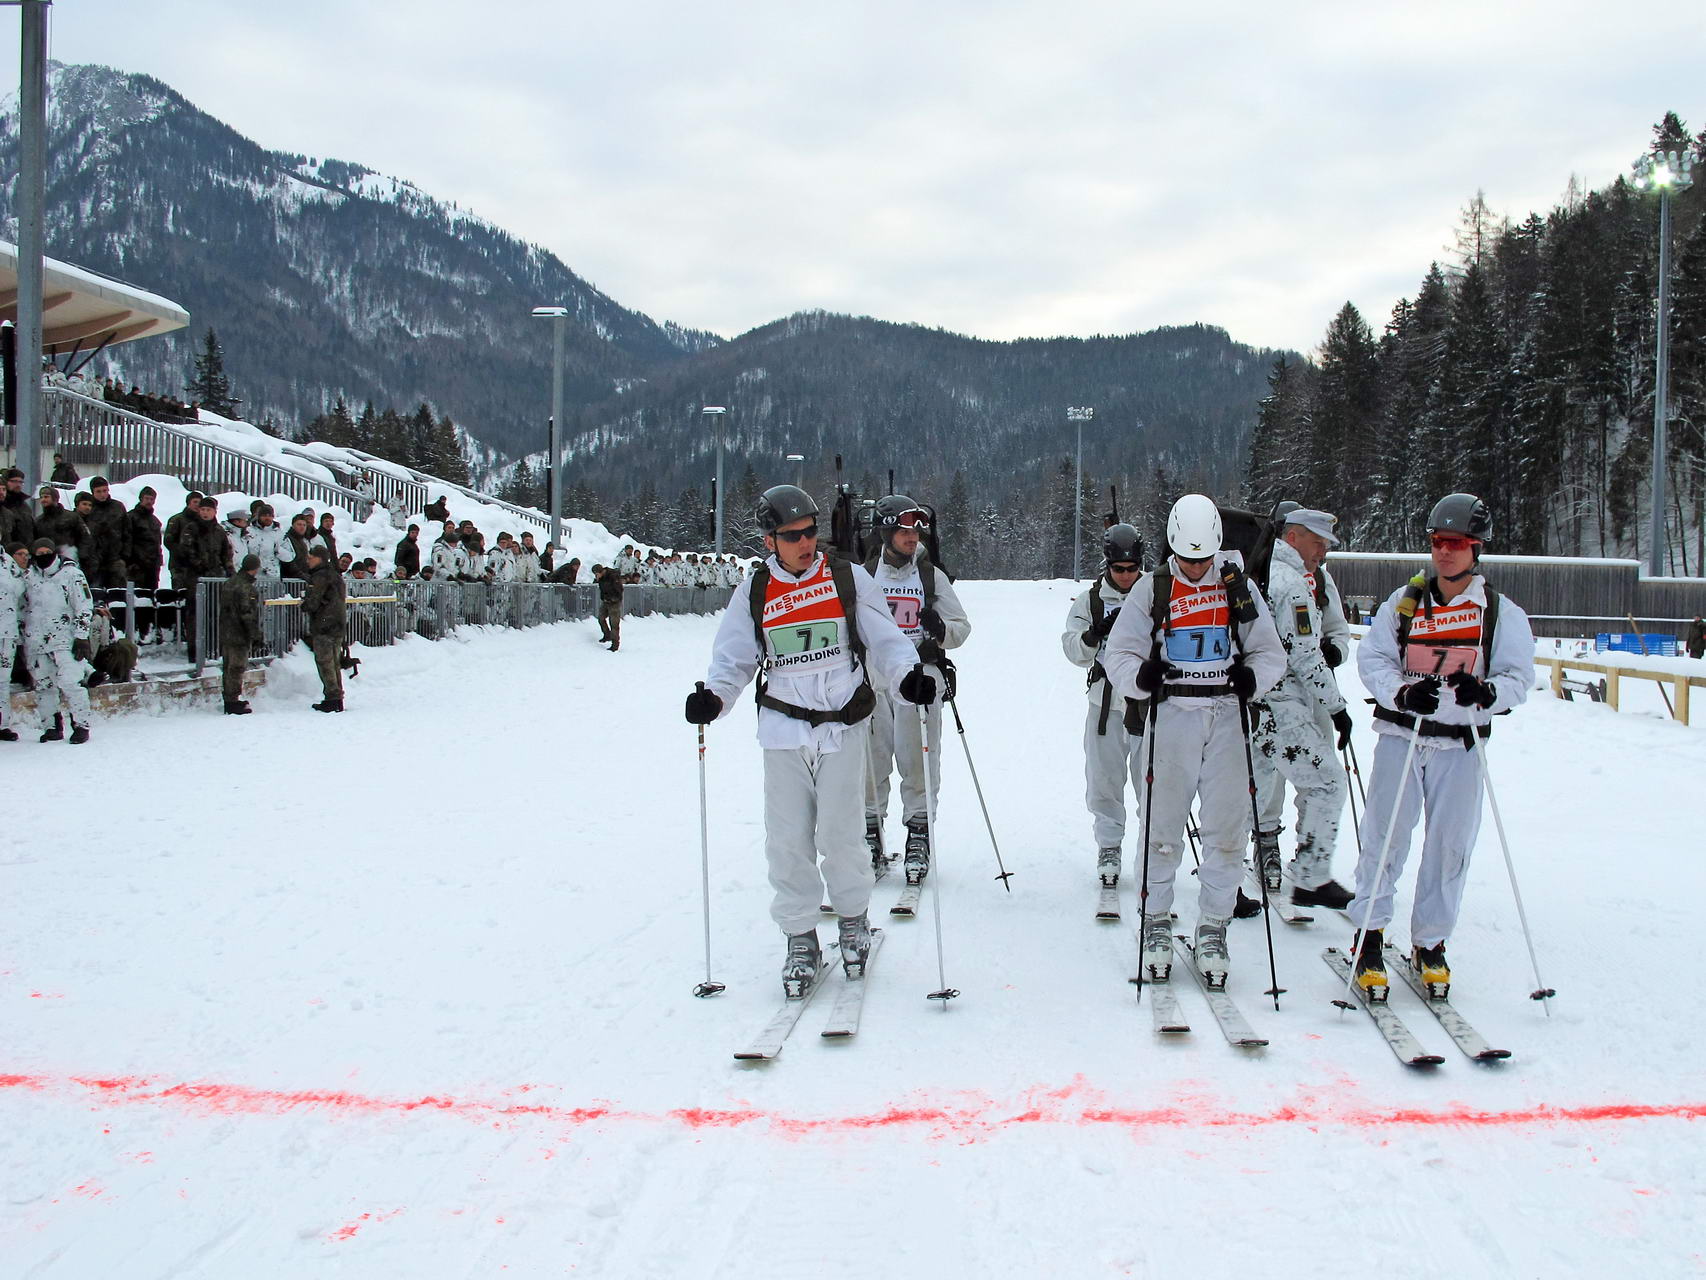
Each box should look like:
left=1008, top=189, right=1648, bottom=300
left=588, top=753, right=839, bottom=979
left=696, top=680, right=705, bottom=693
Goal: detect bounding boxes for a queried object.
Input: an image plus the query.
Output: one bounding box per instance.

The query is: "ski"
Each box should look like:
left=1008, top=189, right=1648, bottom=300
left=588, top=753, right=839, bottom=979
left=1142, top=976, right=1191, bottom=1034
left=889, top=881, right=924, bottom=917
left=820, top=930, right=884, bottom=1038
left=1175, top=937, right=1268, bottom=1047
left=1322, top=947, right=1444, bottom=1067
left=1384, top=944, right=1512, bottom=1062
left=732, top=959, right=834, bottom=1061
left=1096, top=884, right=1121, bottom=921
left=1248, top=871, right=1313, bottom=925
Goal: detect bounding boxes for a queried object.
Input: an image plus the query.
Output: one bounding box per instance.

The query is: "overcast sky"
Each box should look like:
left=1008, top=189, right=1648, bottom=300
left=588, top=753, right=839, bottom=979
left=7, top=1, right=1704, bottom=355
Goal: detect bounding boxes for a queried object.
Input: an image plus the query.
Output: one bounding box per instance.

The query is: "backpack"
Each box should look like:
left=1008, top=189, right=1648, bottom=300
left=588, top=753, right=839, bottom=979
left=744, top=551, right=874, bottom=727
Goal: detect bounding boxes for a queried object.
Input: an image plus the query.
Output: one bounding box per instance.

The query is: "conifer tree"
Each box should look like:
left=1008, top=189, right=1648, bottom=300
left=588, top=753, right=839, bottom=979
left=186, top=327, right=242, bottom=417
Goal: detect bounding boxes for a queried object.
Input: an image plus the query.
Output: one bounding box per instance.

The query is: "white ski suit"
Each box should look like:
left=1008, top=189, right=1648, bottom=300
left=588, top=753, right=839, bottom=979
left=1250, top=540, right=1349, bottom=888
left=1254, top=558, right=1350, bottom=836
left=0, top=555, right=23, bottom=733
left=1062, top=573, right=1143, bottom=851
left=702, top=552, right=920, bottom=936
left=243, top=521, right=295, bottom=578
left=23, top=555, right=94, bottom=728
left=863, top=549, right=971, bottom=827
left=1349, top=573, right=1534, bottom=947
left=1102, top=555, right=1286, bottom=922
left=432, top=539, right=469, bottom=581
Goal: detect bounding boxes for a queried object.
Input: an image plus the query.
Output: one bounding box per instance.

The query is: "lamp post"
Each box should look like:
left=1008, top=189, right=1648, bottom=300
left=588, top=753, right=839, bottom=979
left=1634, top=148, right=1697, bottom=577
left=703, top=406, right=727, bottom=553
left=5, top=1, right=49, bottom=490
left=1068, top=406, right=1095, bottom=579
left=530, top=306, right=568, bottom=550
left=786, top=452, right=804, bottom=488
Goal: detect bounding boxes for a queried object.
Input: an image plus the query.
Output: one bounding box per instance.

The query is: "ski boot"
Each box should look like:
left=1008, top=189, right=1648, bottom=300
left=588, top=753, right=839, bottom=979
left=1141, top=913, right=1173, bottom=982
left=1233, top=887, right=1263, bottom=919
left=68, top=723, right=90, bottom=745
left=39, top=713, right=63, bottom=743
left=1292, top=879, right=1353, bottom=910
left=838, top=912, right=873, bottom=978
left=781, top=930, right=822, bottom=998
left=1097, top=847, right=1121, bottom=887
left=311, top=698, right=344, bottom=713
left=903, top=818, right=930, bottom=885
left=223, top=700, right=252, bottom=716
left=1254, top=828, right=1283, bottom=893
left=1195, top=917, right=1230, bottom=990
left=1353, top=928, right=1387, bottom=1002
left=1412, top=941, right=1450, bottom=999
left=0, top=727, right=18, bottom=742
left=865, top=816, right=888, bottom=874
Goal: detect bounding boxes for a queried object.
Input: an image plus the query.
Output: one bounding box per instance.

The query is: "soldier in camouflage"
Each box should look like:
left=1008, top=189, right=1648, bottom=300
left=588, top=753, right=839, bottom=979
left=84, top=477, right=131, bottom=588
left=220, top=553, right=263, bottom=715
left=23, top=537, right=94, bottom=743
left=0, top=542, right=23, bottom=741
left=302, top=544, right=347, bottom=712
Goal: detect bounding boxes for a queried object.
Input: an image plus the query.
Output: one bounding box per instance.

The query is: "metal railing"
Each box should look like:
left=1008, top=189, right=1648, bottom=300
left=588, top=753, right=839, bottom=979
left=192, top=578, right=724, bottom=674
left=337, top=446, right=554, bottom=535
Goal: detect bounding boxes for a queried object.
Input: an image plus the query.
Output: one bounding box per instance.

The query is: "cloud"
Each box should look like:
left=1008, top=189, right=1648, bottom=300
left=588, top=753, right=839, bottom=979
left=12, top=0, right=1706, bottom=351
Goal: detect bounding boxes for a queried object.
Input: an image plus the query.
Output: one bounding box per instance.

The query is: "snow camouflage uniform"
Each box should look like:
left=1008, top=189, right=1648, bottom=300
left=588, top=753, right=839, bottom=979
left=701, top=550, right=918, bottom=936
left=863, top=547, right=971, bottom=829
left=431, top=535, right=469, bottom=582
left=1103, top=553, right=1285, bottom=922
left=24, top=554, right=94, bottom=731
left=1351, top=572, right=1534, bottom=947
left=244, top=519, right=295, bottom=579
left=1250, top=538, right=1349, bottom=888
left=1062, top=571, right=1143, bottom=852
left=0, top=554, right=24, bottom=736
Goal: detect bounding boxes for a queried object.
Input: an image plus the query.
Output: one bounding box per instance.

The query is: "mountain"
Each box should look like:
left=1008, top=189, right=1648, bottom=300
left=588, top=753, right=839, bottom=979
left=0, top=62, right=719, bottom=458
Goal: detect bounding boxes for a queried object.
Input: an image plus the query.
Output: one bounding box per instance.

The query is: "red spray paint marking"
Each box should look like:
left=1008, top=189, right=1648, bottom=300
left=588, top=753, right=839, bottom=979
left=1, top=1072, right=1701, bottom=1140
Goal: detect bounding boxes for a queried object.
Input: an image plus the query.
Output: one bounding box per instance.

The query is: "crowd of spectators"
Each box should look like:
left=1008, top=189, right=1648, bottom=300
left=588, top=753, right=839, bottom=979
left=611, top=544, right=750, bottom=588
left=43, top=364, right=202, bottom=425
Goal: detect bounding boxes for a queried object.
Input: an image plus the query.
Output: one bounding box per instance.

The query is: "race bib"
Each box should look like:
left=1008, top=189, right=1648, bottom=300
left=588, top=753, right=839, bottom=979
left=1403, top=641, right=1481, bottom=681
left=1405, top=598, right=1484, bottom=680
left=886, top=595, right=921, bottom=631
left=761, top=557, right=851, bottom=672
left=1164, top=625, right=1231, bottom=664
left=770, top=618, right=841, bottom=656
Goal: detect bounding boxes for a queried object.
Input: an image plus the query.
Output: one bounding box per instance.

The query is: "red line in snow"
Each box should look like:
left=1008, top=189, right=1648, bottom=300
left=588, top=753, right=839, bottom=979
left=2, top=1073, right=1702, bottom=1137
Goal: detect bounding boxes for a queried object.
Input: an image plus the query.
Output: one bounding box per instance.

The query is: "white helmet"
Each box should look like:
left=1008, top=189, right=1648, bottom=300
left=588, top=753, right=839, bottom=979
left=1167, top=494, right=1222, bottom=559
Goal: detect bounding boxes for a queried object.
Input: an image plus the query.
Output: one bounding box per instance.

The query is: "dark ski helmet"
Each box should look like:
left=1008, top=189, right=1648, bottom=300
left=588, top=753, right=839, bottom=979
left=1426, top=493, right=1492, bottom=544
left=873, top=493, right=929, bottom=536
left=756, top=484, right=818, bottom=533
left=1102, top=523, right=1143, bottom=566
left=1270, top=499, right=1301, bottom=522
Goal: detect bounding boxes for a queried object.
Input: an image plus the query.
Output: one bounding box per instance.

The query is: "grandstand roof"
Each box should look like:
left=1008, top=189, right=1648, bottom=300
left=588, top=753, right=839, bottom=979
left=0, top=238, right=190, bottom=352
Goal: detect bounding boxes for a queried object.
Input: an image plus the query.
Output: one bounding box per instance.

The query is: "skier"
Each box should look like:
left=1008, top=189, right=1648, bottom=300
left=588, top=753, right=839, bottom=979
left=1249, top=508, right=1356, bottom=908
left=0, top=541, right=23, bottom=741
left=684, top=484, right=927, bottom=997
left=863, top=494, right=971, bottom=883
left=1102, top=495, right=1285, bottom=988
left=23, top=537, right=95, bottom=744
left=1061, top=522, right=1146, bottom=887
left=1347, top=493, right=1535, bottom=999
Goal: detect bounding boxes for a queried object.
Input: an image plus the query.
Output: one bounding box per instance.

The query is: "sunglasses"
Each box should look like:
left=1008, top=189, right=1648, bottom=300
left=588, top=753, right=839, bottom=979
left=1175, top=554, right=1213, bottom=566
left=1108, top=562, right=1141, bottom=574
left=1430, top=533, right=1477, bottom=551
left=774, top=523, right=819, bottom=543
left=897, top=510, right=931, bottom=530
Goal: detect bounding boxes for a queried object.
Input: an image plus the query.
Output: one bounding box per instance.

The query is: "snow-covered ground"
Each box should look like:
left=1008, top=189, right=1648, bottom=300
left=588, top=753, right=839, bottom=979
left=4, top=581, right=1703, bottom=1276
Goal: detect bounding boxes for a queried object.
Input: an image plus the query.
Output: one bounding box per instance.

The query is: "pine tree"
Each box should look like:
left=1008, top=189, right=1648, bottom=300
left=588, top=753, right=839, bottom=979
left=186, top=327, right=242, bottom=417
left=427, top=413, right=471, bottom=485
left=942, top=470, right=971, bottom=573
left=1311, top=302, right=1382, bottom=521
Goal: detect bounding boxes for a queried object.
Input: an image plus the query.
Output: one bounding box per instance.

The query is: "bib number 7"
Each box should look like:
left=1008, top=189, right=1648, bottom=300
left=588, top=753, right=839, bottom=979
left=1164, top=625, right=1230, bottom=664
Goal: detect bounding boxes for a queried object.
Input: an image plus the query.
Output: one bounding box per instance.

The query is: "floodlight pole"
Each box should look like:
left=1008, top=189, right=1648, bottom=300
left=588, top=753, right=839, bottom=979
left=10, top=1, right=49, bottom=490
left=532, top=306, right=569, bottom=549
left=704, top=406, right=728, bottom=554
left=1068, top=406, right=1095, bottom=579
left=787, top=452, right=804, bottom=488
left=1636, top=149, right=1696, bottom=577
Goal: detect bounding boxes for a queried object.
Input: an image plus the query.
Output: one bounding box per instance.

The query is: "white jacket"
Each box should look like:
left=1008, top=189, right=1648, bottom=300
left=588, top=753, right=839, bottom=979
left=487, top=546, right=518, bottom=582
left=1358, top=574, right=1534, bottom=749
left=1104, top=553, right=1286, bottom=705
left=244, top=522, right=295, bottom=577
left=0, top=555, right=24, bottom=644
left=515, top=547, right=542, bottom=583
left=432, top=539, right=470, bottom=580
left=704, top=552, right=920, bottom=752
left=23, top=556, right=92, bottom=651
left=1262, top=540, right=1346, bottom=716
left=1062, top=573, right=1132, bottom=706
left=864, top=548, right=971, bottom=679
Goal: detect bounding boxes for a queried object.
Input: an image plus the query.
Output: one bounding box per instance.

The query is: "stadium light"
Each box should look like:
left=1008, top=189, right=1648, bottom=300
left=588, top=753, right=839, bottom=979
left=703, top=406, right=728, bottom=553
left=531, top=306, right=569, bottom=549
left=1068, top=406, right=1095, bottom=579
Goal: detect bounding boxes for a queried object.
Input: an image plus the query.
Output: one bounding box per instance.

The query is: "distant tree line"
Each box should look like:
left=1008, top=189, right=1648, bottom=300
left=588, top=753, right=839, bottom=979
left=1247, top=113, right=1706, bottom=571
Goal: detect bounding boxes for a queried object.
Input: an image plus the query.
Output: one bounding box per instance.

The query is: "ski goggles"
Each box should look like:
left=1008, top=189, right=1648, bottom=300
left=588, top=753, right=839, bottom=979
left=895, top=510, right=931, bottom=530
left=1429, top=533, right=1479, bottom=551
left=773, top=523, right=819, bottom=543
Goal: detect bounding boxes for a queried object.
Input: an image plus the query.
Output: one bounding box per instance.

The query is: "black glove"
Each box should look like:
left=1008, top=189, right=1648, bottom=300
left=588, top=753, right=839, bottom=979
left=1123, top=698, right=1147, bottom=735
left=1135, top=655, right=1179, bottom=694
left=684, top=683, right=723, bottom=725
left=1397, top=677, right=1441, bottom=715
left=920, top=607, right=946, bottom=643
left=899, top=666, right=937, bottom=705
left=1321, top=639, right=1344, bottom=668
left=1331, top=708, right=1354, bottom=751
left=72, top=638, right=92, bottom=662
left=1446, top=669, right=1497, bottom=709
left=1228, top=660, right=1256, bottom=701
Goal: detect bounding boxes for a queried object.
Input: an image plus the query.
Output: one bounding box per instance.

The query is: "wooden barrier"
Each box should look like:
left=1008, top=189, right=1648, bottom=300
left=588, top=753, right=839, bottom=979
left=1535, top=655, right=1706, bottom=725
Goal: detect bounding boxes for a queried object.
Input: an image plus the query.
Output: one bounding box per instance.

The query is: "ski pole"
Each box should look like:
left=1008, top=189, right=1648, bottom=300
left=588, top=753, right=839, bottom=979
left=943, top=690, right=1014, bottom=890
left=1134, top=694, right=1160, bottom=1004
left=1469, top=738, right=1556, bottom=1013
left=1345, top=738, right=1369, bottom=810
left=691, top=683, right=725, bottom=998
left=1184, top=811, right=1202, bottom=869
left=918, top=672, right=957, bottom=1006
left=1336, top=716, right=1424, bottom=1013
left=1341, top=745, right=1365, bottom=857
left=1237, top=698, right=1283, bottom=1010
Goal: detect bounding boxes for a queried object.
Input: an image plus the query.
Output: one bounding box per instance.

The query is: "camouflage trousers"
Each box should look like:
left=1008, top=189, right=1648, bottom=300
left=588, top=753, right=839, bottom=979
left=311, top=633, right=344, bottom=702
left=28, top=644, right=91, bottom=727
left=598, top=600, right=622, bottom=649
left=221, top=641, right=251, bottom=703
